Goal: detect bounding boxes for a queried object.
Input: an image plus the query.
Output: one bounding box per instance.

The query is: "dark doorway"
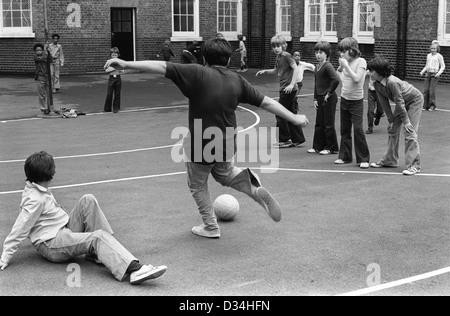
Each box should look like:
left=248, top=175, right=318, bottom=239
left=111, top=8, right=135, bottom=61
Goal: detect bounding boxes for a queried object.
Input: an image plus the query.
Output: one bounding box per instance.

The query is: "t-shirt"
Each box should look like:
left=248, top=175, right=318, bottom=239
left=276, top=52, right=298, bottom=92
left=340, top=57, right=367, bottom=100
left=165, top=63, right=265, bottom=164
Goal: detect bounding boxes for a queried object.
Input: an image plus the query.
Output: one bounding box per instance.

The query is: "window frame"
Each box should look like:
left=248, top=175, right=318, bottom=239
left=216, top=0, right=243, bottom=41
left=352, top=0, right=375, bottom=44
left=276, top=0, right=292, bottom=41
left=171, top=0, right=202, bottom=42
left=300, top=0, right=338, bottom=43
left=437, top=0, right=450, bottom=46
left=0, top=0, right=35, bottom=38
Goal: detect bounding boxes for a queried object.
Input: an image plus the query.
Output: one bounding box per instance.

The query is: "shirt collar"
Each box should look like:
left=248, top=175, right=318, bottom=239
left=26, top=181, right=49, bottom=193
left=380, top=77, right=388, bottom=86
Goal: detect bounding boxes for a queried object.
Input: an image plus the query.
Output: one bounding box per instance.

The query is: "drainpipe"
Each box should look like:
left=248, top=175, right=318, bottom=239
left=261, top=0, right=266, bottom=67
left=402, top=0, right=408, bottom=79
left=247, top=0, right=252, bottom=67
left=396, top=0, right=408, bottom=79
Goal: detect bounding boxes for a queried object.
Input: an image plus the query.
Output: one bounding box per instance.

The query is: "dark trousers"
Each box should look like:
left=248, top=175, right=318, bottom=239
left=277, top=90, right=305, bottom=144
left=104, top=75, right=121, bottom=112
left=338, top=98, right=370, bottom=163
left=367, top=89, right=384, bottom=129
left=313, top=92, right=339, bottom=152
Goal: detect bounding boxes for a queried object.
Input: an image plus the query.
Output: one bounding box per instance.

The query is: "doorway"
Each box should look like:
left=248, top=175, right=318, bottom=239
left=111, top=8, right=135, bottom=61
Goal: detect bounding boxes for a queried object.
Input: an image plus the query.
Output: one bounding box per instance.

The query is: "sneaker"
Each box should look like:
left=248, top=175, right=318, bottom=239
left=307, top=148, right=318, bottom=154
left=130, top=265, right=167, bottom=285
left=370, top=162, right=384, bottom=168
left=191, top=224, right=221, bottom=238
left=319, top=150, right=333, bottom=155
left=85, top=253, right=102, bottom=265
left=334, top=159, right=350, bottom=164
left=402, top=166, right=420, bottom=176
left=429, top=105, right=437, bottom=111
left=254, top=187, right=281, bottom=222
left=289, top=141, right=305, bottom=148
left=360, top=162, right=370, bottom=169
left=365, top=128, right=373, bottom=134
left=273, top=140, right=293, bottom=148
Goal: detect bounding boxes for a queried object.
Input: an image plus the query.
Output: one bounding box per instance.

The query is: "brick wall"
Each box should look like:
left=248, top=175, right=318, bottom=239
left=1, top=0, right=449, bottom=84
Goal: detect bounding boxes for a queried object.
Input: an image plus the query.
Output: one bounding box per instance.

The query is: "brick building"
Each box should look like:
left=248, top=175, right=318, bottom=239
left=0, top=0, right=448, bottom=83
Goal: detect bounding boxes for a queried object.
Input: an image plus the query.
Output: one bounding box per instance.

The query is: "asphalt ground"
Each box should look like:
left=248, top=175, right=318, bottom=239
left=0, top=68, right=449, bottom=297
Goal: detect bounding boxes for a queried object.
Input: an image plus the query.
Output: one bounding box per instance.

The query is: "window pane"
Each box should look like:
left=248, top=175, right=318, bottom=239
left=3, top=11, right=11, bottom=27
left=12, top=0, right=21, bottom=10
left=174, top=0, right=180, bottom=14
left=188, top=15, right=194, bottom=31
left=188, top=0, right=194, bottom=14
left=174, top=15, right=180, bottom=31
left=112, top=21, right=121, bottom=32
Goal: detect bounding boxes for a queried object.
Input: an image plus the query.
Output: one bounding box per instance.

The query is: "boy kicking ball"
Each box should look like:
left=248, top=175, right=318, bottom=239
left=104, top=38, right=309, bottom=238
left=0, top=151, right=167, bottom=285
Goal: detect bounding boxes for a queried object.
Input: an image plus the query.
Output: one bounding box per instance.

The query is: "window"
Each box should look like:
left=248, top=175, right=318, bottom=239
left=438, top=0, right=450, bottom=45
left=301, top=0, right=337, bottom=43
left=171, top=0, right=201, bottom=41
left=0, top=0, right=34, bottom=37
left=276, top=0, right=291, bottom=40
left=352, top=0, right=376, bottom=44
left=217, top=0, right=243, bottom=40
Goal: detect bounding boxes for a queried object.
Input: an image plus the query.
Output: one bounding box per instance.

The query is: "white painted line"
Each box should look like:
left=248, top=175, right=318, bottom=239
left=255, top=167, right=450, bottom=178
left=0, top=171, right=186, bottom=196
left=0, top=105, right=257, bottom=164
left=336, top=266, right=450, bottom=296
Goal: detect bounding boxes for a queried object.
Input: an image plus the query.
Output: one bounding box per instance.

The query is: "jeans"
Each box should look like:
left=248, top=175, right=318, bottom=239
left=186, top=160, right=261, bottom=231
left=312, top=92, right=339, bottom=152
left=37, top=78, right=52, bottom=112
left=277, top=90, right=306, bottom=144
left=378, top=94, right=423, bottom=169
left=423, top=73, right=439, bottom=109
left=35, top=194, right=138, bottom=281
left=104, top=76, right=122, bottom=112
left=338, top=98, right=370, bottom=163
left=367, top=89, right=384, bottom=129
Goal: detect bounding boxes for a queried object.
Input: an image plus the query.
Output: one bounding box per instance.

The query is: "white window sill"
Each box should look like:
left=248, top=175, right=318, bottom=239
left=353, top=37, right=375, bottom=44
left=300, top=36, right=338, bottom=43
left=435, top=39, right=450, bottom=47
left=170, top=36, right=203, bottom=42
left=0, top=32, right=35, bottom=38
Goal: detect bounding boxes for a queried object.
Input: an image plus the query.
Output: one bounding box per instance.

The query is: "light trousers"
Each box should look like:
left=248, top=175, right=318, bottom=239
left=35, top=194, right=137, bottom=281
left=378, top=94, right=423, bottom=169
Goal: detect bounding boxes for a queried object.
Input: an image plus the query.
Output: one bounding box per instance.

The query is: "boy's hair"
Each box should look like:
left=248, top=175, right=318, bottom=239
left=110, top=47, right=120, bottom=56
left=52, top=33, right=60, bottom=40
left=24, top=151, right=56, bottom=183
left=367, top=56, right=394, bottom=78
left=314, top=40, right=332, bottom=58
left=337, top=37, right=361, bottom=58
left=201, top=38, right=232, bottom=66
left=431, top=42, right=441, bottom=53
left=292, top=51, right=301, bottom=57
left=270, top=35, right=287, bottom=51
left=33, top=43, right=44, bottom=51
left=237, top=34, right=244, bottom=41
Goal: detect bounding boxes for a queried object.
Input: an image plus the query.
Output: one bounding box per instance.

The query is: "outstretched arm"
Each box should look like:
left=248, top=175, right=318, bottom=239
left=259, top=96, right=309, bottom=127
left=104, top=58, right=167, bottom=76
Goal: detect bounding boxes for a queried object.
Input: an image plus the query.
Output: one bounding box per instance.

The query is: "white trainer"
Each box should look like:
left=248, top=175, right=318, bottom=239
left=130, top=265, right=167, bottom=285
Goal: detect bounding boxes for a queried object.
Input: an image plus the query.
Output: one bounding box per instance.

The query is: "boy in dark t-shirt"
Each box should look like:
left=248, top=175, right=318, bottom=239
left=104, top=38, right=309, bottom=238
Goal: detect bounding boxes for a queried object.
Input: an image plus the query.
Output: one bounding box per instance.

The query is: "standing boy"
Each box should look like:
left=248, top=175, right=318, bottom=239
left=34, top=43, right=58, bottom=116
left=104, top=47, right=124, bottom=113
left=256, top=35, right=305, bottom=148
left=0, top=151, right=167, bottom=284
left=48, top=33, right=64, bottom=94
left=368, top=57, right=423, bottom=176
left=104, top=38, right=309, bottom=238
